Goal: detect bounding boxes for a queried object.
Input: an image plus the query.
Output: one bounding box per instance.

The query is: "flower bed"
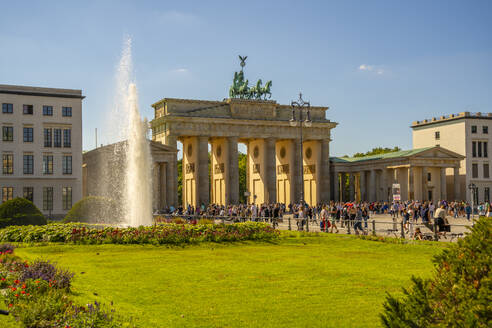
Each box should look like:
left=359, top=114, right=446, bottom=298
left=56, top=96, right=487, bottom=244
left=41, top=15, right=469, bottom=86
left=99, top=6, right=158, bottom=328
left=0, top=222, right=279, bottom=245
left=0, top=245, right=121, bottom=327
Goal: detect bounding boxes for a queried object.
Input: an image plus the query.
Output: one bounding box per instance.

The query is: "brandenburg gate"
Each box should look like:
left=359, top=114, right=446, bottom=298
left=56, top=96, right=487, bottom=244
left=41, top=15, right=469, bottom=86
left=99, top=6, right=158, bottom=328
left=150, top=97, right=336, bottom=207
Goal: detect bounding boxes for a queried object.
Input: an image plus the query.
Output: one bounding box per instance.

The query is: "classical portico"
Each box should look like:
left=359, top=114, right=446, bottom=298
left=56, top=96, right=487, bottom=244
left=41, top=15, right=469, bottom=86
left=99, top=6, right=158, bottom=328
left=150, top=98, right=337, bottom=207
left=331, top=147, right=464, bottom=202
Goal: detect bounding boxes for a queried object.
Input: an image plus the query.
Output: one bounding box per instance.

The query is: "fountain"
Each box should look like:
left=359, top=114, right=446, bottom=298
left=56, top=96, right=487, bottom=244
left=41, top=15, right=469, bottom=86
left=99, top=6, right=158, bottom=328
left=96, top=37, right=153, bottom=226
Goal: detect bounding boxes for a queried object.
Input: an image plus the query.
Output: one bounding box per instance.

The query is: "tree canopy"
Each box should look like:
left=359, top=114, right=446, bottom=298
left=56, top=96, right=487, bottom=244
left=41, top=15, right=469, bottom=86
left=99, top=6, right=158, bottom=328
left=352, top=146, right=401, bottom=158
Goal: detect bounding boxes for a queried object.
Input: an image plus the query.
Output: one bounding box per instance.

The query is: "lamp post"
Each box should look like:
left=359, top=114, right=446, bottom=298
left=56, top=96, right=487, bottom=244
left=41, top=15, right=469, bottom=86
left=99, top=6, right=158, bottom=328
left=290, top=92, right=312, bottom=231
left=468, top=183, right=477, bottom=221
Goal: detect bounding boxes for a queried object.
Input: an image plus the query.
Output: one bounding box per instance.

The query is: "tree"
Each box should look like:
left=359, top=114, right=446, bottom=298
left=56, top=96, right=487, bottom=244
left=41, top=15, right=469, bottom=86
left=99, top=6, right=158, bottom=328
left=238, top=152, right=247, bottom=203
left=353, top=146, right=401, bottom=158
left=380, top=217, right=491, bottom=327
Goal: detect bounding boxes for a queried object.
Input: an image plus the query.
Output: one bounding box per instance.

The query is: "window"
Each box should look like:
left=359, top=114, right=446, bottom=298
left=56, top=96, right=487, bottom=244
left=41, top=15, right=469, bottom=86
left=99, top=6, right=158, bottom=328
left=63, top=129, right=71, bottom=148
left=2, top=126, right=13, bottom=141
left=2, top=187, right=13, bottom=203
left=483, top=126, right=489, bottom=134
left=478, top=141, right=483, bottom=157
left=485, top=187, right=490, bottom=203
left=427, top=172, right=432, bottom=182
left=2, top=103, right=13, bottom=114
left=2, top=154, right=13, bottom=175
left=43, top=155, right=53, bottom=174
left=23, top=127, right=33, bottom=142
left=43, top=187, right=53, bottom=210
left=44, top=128, right=52, bottom=147
left=62, top=187, right=72, bottom=210
left=485, top=142, right=488, bottom=158
left=484, top=164, right=490, bottom=179
left=62, top=155, right=72, bottom=174
left=62, top=107, right=72, bottom=117
left=54, top=129, right=62, bottom=147
left=472, top=141, right=477, bottom=157
left=472, top=125, right=477, bottom=133
left=23, top=155, right=33, bottom=174
left=472, top=163, right=479, bottom=178
left=43, top=106, right=53, bottom=116
left=23, top=187, right=33, bottom=202
left=23, top=104, right=33, bottom=115
left=435, top=131, right=440, bottom=140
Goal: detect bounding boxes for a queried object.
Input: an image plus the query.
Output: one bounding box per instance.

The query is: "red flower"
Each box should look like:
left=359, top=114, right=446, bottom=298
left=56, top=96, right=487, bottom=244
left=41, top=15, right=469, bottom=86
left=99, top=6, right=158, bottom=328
left=11, top=287, right=16, bottom=291
left=13, top=280, right=19, bottom=284
left=14, top=294, right=18, bottom=297
left=21, top=291, right=25, bottom=294
left=21, top=284, right=26, bottom=289
left=8, top=304, right=12, bottom=308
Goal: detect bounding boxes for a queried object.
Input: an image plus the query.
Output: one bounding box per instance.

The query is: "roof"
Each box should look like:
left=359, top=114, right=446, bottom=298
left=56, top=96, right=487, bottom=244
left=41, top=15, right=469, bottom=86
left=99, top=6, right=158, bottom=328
left=0, top=84, right=84, bottom=99
left=330, top=147, right=435, bottom=163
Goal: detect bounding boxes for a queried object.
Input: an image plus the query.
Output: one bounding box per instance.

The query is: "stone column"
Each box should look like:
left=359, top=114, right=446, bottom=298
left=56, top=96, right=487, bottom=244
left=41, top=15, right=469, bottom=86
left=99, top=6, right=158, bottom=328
left=399, top=168, right=409, bottom=201
left=333, top=170, right=340, bottom=201
left=160, top=163, right=167, bottom=209
left=319, top=139, right=331, bottom=203
left=440, top=168, right=447, bottom=200
left=349, top=173, right=355, bottom=201
left=291, top=139, right=301, bottom=203
left=227, top=136, right=239, bottom=204
left=197, top=136, right=209, bottom=206
left=360, top=171, right=366, bottom=201
left=152, top=163, right=160, bottom=210
left=380, top=169, right=388, bottom=202
left=407, top=167, right=413, bottom=201
left=264, top=137, right=277, bottom=204
left=164, top=136, right=178, bottom=207
left=413, top=167, right=423, bottom=201
left=453, top=167, right=460, bottom=200
left=340, top=173, right=345, bottom=201
left=422, top=167, right=428, bottom=201
left=369, top=169, right=376, bottom=202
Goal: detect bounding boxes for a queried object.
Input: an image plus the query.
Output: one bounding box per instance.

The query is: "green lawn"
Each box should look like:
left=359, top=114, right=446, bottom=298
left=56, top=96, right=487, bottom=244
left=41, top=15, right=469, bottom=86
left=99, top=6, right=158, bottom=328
left=2, top=234, right=444, bottom=327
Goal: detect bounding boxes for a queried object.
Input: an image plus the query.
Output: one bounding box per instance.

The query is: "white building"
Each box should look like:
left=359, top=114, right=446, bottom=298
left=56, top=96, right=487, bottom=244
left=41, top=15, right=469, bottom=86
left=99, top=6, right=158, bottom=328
left=412, top=112, right=492, bottom=203
left=0, top=84, right=83, bottom=217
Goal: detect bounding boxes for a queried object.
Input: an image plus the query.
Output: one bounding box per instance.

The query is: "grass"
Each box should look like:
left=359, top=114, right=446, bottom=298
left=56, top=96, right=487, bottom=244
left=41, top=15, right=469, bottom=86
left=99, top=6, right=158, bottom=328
left=2, top=233, right=445, bottom=327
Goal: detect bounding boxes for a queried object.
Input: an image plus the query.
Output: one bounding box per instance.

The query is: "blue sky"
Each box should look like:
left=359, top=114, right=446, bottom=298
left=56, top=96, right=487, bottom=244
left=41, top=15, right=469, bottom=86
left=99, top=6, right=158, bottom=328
left=1, top=0, right=491, bottom=156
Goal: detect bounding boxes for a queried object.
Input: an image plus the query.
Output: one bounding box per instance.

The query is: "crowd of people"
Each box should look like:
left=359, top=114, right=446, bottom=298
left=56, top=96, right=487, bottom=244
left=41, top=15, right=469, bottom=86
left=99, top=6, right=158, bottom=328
left=155, top=199, right=485, bottom=238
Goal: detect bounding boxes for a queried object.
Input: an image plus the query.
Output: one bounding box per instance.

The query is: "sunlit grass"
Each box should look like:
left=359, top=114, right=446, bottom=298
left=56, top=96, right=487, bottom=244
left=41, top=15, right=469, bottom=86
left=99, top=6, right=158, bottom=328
left=4, top=233, right=444, bottom=327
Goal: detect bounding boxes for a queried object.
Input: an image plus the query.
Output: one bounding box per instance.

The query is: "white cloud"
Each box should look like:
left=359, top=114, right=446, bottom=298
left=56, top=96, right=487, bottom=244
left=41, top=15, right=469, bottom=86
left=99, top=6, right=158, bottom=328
left=172, top=68, right=189, bottom=73
left=358, top=64, right=385, bottom=75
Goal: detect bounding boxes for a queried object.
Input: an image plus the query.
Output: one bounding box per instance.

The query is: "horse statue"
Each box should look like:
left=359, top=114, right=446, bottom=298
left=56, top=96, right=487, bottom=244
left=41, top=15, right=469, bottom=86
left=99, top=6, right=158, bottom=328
left=251, top=79, right=263, bottom=99
left=261, top=81, right=272, bottom=99
left=238, top=79, right=249, bottom=99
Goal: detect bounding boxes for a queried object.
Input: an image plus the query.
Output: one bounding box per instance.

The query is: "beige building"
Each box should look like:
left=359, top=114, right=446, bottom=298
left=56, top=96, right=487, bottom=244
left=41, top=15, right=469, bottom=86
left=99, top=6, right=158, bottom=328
left=0, top=84, right=83, bottom=217
left=412, top=112, right=492, bottom=203
left=82, top=140, right=178, bottom=211
left=150, top=98, right=336, bottom=207
left=331, top=147, right=463, bottom=202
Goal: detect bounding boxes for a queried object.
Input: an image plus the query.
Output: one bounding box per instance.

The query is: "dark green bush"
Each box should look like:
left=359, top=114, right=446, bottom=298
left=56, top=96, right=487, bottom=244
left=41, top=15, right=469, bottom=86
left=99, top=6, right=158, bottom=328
left=63, top=196, right=120, bottom=224
left=0, top=198, right=46, bottom=228
left=380, top=217, right=491, bottom=327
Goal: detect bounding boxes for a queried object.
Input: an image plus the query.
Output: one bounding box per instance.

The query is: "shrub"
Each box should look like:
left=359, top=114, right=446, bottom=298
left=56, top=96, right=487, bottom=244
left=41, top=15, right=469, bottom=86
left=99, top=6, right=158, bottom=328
left=20, top=260, right=74, bottom=290
left=0, top=242, right=15, bottom=253
left=64, top=196, right=120, bottom=224
left=0, top=198, right=46, bottom=228
left=0, top=222, right=279, bottom=245
left=380, top=217, right=491, bottom=327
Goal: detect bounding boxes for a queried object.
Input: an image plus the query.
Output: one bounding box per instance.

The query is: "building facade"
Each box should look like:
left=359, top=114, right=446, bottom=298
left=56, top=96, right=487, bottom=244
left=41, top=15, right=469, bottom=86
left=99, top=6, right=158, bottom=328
left=331, top=147, right=463, bottom=202
left=150, top=97, right=336, bottom=207
left=0, top=84, right=83, bottom=217
left=82, top=140, right=178, bottom=211
left=412, top=112, right=492, bottom=203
